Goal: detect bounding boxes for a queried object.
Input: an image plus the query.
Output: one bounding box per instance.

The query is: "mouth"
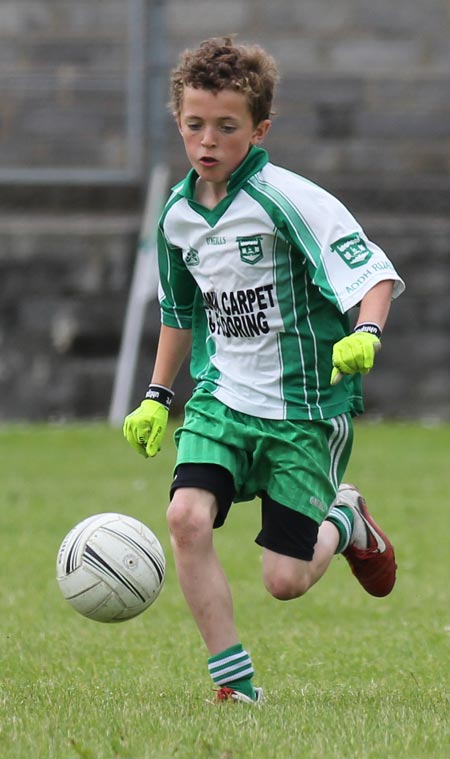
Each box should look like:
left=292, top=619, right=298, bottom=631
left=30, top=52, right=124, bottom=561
left=199, top=156, right=219, bottom=167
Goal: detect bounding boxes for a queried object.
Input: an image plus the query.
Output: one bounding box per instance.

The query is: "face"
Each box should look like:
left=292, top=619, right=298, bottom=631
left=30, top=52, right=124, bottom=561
left=177, top=86, right=270, bottom=195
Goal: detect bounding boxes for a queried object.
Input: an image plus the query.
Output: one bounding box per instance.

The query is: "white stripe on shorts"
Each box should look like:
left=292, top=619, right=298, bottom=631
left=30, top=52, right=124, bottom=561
left=328, top=414, right=350, bottom=490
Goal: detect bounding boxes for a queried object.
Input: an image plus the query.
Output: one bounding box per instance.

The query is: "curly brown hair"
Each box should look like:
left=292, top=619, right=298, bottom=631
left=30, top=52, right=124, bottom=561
left=170, top=36, right=279, bottom=125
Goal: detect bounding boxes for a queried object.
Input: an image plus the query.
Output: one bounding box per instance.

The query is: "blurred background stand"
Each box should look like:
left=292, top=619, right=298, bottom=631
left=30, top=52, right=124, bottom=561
left=0, top=0, right=449, bottom=422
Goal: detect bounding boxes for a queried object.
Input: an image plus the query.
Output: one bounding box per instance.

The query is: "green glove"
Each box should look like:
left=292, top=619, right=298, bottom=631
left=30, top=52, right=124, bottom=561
left=331, top=328, right=381, bottom=385
left=123, top=385, right=174, bottom=458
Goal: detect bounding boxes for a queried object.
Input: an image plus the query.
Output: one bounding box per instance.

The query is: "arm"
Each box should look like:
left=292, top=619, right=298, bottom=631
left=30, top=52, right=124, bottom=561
left=151, top=324, right=192, bottom=388
left=123, top=325, right=192, bottom=458
left=331, top=279, right=395, bottom=385
left=355, top=279, right=394, bottom=332
left=124, top=213, right=197, bottom=456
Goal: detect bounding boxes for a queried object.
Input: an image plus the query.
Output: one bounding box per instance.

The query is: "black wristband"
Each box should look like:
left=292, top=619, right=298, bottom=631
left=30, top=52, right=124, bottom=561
left=353, top=322, right=382, bottom=340
left=144, top=384, right=174, bottom=411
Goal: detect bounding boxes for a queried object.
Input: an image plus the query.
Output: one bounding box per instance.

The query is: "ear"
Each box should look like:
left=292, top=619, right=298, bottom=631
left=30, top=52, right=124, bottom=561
left=251, top=119, right=271, bottom=145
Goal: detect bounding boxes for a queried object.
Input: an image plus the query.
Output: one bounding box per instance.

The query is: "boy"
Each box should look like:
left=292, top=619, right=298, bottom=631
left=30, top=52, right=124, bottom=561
left=123, top=37, right=405, bottom=704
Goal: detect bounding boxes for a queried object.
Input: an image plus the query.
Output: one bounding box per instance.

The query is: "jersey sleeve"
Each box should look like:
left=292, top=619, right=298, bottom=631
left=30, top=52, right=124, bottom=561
left=157, top=223, right=197, bottom=329
left=271, top=175, right=405, bottom=314
left=305, top=190, right=405, bottom=313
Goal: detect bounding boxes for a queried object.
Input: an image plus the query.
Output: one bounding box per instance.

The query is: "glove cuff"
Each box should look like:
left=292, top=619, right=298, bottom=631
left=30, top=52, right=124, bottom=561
left=144, top=384, right=174, bottom=411
left=353, top=322, right=382, bottom=340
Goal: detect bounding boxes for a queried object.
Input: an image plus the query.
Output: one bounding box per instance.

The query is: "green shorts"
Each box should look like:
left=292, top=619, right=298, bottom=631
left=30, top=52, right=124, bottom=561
left=174, top=389, right=353, bottom=524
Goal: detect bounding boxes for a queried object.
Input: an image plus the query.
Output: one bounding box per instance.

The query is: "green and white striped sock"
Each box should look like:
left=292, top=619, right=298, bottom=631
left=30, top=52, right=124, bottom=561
left=208, top=643, right=255, bottom=700
left=326, top=505, right=354, bottom=553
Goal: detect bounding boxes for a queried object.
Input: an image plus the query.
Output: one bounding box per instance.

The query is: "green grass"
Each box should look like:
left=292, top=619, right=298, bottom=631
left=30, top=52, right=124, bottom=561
left=0, top=421, right=449, bottom=759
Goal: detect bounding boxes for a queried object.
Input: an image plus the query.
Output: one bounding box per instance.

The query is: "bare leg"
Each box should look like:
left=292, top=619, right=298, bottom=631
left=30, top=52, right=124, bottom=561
left=262, top=520, right=340, bottom=600
left=167, top=487, right=238, bottom=655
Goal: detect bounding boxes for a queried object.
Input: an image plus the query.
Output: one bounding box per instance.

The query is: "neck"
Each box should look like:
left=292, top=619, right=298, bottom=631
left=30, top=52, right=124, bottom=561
left=195, top=177, right=227, bottom=209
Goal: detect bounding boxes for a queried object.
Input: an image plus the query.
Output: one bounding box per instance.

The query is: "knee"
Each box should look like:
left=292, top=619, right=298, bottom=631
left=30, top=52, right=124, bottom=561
left=263, top=566, right=311, bottom=601
left=167, top=490, right=214, bottom=548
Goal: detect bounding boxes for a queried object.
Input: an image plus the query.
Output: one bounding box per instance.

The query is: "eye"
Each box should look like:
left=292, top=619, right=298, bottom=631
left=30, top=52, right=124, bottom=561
left=221, top=125, right=237, bottom=134
left=186, top=122, right=202, bottom=131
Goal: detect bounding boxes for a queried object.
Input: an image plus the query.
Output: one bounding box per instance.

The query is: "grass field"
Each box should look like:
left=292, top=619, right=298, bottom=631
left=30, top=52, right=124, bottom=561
left=0, top=420, right=449, bottom=759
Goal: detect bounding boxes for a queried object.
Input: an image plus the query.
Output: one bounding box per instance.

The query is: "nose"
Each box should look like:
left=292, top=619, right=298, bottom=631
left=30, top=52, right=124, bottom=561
left=201, top=126, right=217, bottom=148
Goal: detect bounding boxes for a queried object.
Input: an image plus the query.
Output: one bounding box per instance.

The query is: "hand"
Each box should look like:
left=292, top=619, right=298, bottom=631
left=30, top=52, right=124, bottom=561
left=330, top=332, right=381, bottom=385
left=123, top=399, right=169, bottom=458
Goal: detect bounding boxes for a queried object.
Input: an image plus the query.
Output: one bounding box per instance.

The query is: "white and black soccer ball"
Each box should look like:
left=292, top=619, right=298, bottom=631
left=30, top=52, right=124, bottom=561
left=56, top=512, right=165, bottom=623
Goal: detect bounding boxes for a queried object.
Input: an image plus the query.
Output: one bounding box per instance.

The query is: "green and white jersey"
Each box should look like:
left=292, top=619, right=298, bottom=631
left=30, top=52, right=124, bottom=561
left=158, top=147, right=404, bottom=421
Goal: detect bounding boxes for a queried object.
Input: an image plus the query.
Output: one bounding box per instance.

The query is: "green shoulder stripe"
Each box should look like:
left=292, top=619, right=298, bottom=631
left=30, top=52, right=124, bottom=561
left=245, top=175, right=341, bottom=308
left=246, top=176, right=321, bottom=264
